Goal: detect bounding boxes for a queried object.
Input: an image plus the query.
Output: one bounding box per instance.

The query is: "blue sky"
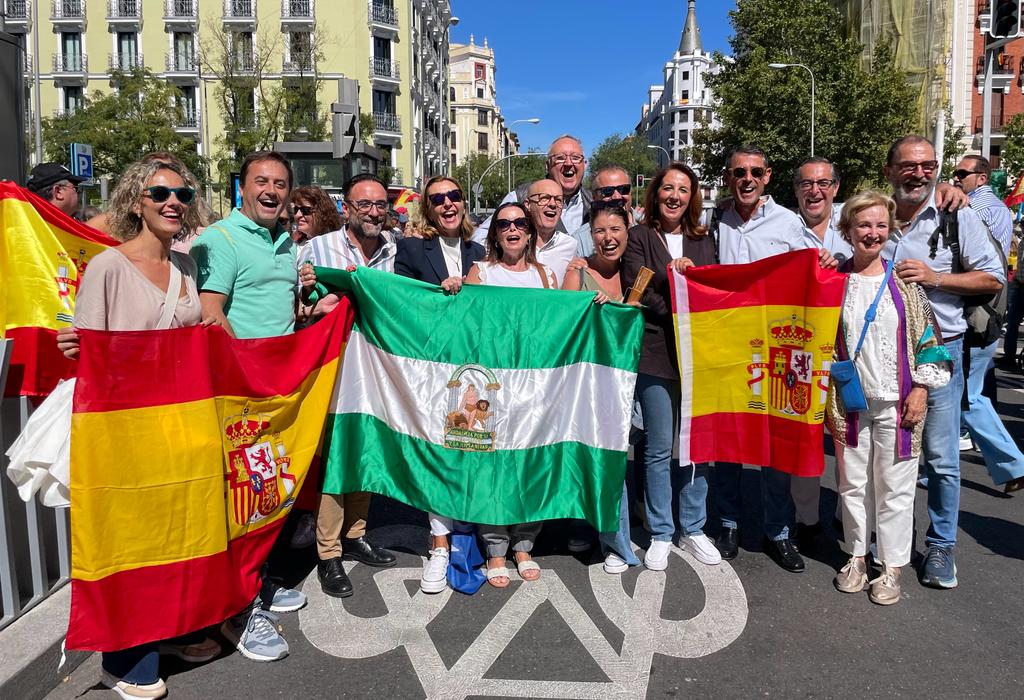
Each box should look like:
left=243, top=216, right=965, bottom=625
left=448, top=1, right=734, bottom=155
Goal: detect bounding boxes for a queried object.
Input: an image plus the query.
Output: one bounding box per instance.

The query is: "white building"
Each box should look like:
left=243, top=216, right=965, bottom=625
left=447, top=36, right=518, bottom=168
left=636, top=0, right=721, bottom=171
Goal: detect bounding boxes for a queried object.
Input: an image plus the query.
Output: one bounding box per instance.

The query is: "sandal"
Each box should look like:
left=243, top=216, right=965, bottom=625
left=514, top=554, right=541, bottom=581
left=486, top=563, right=510, bottom=588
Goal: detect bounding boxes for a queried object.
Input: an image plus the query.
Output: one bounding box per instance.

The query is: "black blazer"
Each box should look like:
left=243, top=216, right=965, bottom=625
left=394, top=235, right=485, bottom=284
left=621, top=224, right=717, bottom=380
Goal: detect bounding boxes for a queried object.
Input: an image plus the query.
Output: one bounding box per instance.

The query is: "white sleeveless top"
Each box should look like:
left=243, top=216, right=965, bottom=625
left=476, top=261, right=556, bottom=290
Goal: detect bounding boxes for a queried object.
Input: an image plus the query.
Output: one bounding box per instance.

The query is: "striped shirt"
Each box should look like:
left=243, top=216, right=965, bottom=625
left=968, top=184, right=1013, bottom=256
left=298, top=226, right=397, bottom=273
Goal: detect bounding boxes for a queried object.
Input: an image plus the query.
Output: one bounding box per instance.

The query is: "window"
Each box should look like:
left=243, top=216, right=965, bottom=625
left=474, top=62, right=485, bottom=80
left=373, top=89, right=395, bottom=114
left=117, top=32, right=139, bottom=70
left=449, top=86, right=455, bottom=100
left=173, top=32, right=195, bottom=71
left=681, top=90, right=689, bottom=102
left=477, top=132, right=488, bottom=151
left=373, top=37, right=391, bottom=61
left=449, top=108, right=455, bottom=121
left=233, top=87, right=256, bottom=127
left=233, top=32, right=254, bottom=72
left=450, top=131, right=456, bottom=147
left=477, top=108, right=487, bottom=126
left=678, top=130, right=688, bottom=144
left=177, top=86, right=197, bottom=126
left=61, top=32, right=82, bottom=71
left=63, top=86, right=84, bottom=113
left=290, top=31, right=313, bottom=70
left=682, top=70, right=689, bottom=81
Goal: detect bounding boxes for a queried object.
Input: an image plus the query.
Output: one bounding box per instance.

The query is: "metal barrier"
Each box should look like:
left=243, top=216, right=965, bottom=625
left=0, top=339, right=71, bottom=631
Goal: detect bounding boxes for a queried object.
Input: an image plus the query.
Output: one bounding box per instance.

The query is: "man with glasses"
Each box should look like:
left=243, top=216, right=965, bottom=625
left=300, top=172, right=399, bottom=601
left=474, top=135, right=591, bottom=243
left=882, top=135, right=1004, bottom=589
left=25, top=162, right=86, bottom=217
left=571, top=165, right=636, bottom=257
left=794, top=157, right=853, bottom=261
left=524, top=178, right=579, bottom=286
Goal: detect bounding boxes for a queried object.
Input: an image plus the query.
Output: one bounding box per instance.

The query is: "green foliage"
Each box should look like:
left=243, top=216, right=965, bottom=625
left=1001, top=113, right=1024, bottom=178
left=587, top=133, right=659, bottom=187
left=449, top=150, right=548, bottom=210
left=40, top=68, right=208, bottom=187
left=940, top=107, right=968, bottom=181
left=359, top=111, right=376, bottom=141
left=691, top=0, right=919, bottom=206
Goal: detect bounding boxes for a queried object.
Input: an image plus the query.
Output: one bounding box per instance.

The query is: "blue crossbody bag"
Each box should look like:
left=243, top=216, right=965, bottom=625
left=830, top=263, right=894, bottom=414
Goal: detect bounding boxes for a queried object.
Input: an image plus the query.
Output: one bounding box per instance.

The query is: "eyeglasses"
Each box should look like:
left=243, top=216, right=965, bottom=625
left=526, top=193, right=564, bottom=207
left=595, top=184, right=631, bottom=198
left=144, top=186, right=195, bottom=204
left=348, top=199, right=389, bottom=213
left=548, top=153, right=585, bottom=165
left=895, top=160, right=938, bottom=174
left=952, top=169, right=982, bottom=181
left=495, top=217, right=528, bottom=232
left=291, top=205, right=314, bottom=217
left=427, top=189, right=463, bottom=206
left=796, top=178, right=836, bottom=191
left=729, top=167, right=766, bottom=179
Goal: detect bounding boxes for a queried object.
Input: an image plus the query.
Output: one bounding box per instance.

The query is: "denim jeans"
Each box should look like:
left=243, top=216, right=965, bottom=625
left=633, top=373, right=709, bottom=542
left=922, top=337, right=965, bottom=548
left=1003, top=278, right=1023, bottom=358
left=961, top=341, right=1024, bottom=485
left=714, top=462, right=793, bottom=541
left=598, top=481, right=642, bottom=565
left=102, top=645, right=159, bottom=685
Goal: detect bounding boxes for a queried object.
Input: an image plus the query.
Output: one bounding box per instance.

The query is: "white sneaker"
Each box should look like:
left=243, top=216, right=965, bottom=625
left=603, top=552, right=628, bottom=574
left=959, top=433, right=974, bottom=451
left=644, top=540, right=671, bottom=571
left=678, top=533, right=722, bottom=566
left=420, top=547, right=449, bottom=594
left=289, top=512, right=316, bottom=549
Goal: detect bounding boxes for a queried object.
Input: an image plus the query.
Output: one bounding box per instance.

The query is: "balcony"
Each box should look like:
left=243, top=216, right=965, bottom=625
left=369, top=56, right=400, bottom=83
left=978, top=0, right=992, bottom=33
left=974, top=112, right=1008, bottom=134
left=3, top=0, right=31, bottom=31
left=23, top=53, right=31, bottom=75
left=51, top=0, right=86, bottom=26
left=223, top=0, right=256, bottom=27
left=175, top=111, right=199, bottom=132
left=229, top=51, right=255, bottom=74
left=281, top=0, right=313, bottom=26
left=369, top=0, right=398, bottom=33
left=108, top=52, right=144, bottom=72
left=52, top=53, right=89, bottom=82
left=282, top=54, right=315, bottom=74
left=373, top=111, right=401, bottom=136
left=165, top=51, right=198, bottom=76
left=977, top=53, right=1016, bottom=92
left=106, top=0, right=140, bottom=26
left=163, top=0, right=197, bottom=26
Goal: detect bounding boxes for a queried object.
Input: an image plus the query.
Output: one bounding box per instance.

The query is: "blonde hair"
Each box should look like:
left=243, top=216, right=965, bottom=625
left=107, top=160, right=201, bottom=241
left=416, top=175, right=475, bottom=241
left=838, top=190, right=897, bottom=242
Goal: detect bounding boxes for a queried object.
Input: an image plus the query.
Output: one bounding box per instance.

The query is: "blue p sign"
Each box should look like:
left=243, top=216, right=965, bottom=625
left=71, top=143, right=93, bottom=180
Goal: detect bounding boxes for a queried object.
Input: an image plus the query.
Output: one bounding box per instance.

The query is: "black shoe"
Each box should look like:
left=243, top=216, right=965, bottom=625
left=763, top=537, right=805, bottom=573
left=318, top=558, right=353, bottom=598
left=341, top=536, right=397, bottom=567
left=795, top=522, right=823, bottom=552
left=716, top=527, right=739, bottom=560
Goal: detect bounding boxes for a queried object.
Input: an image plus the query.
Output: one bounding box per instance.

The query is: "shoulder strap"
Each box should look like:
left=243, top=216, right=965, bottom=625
left=534, top=263, right=550, bottom=289
left=157, top=258, right=183, bottom=330
left=852, top=262, right=895, bottom=359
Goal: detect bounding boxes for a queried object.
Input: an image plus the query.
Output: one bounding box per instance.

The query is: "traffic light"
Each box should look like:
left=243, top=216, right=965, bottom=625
left=991, top=0, right=1023, bottom=39
left=331, top=77, right=360, bottom=158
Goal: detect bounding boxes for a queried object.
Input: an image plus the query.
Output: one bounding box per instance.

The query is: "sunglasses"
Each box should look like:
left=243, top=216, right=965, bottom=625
left=952, top=169, right=982, bottom=181
left=144, top=186, right=195, bottom=204
left=292, top=205, right=314, bottom=216
left=595, top=184, right=631, bottom=198
left=729, top=167, right=766, bottom=179
left=428, top=189, right=463, bottom=206
left=496, top=217, right=528, bottom=232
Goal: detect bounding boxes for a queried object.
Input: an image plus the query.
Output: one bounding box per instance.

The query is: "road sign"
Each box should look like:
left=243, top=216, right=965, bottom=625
left=70, top=143, right=93, bottom=179
left=472, top=183, right=483, bottom=196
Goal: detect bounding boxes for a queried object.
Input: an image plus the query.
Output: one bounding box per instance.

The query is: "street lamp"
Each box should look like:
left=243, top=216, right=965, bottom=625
left=768, top=62, right=816, bottom=156
left=474, top=152, right=545, bottom=214
left=506, top=118, right=540, bottom=190
left=647, top=144, right=670, bottom=165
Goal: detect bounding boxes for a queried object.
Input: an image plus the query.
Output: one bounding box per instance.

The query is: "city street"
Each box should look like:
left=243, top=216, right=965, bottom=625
left=46, top=369, right=1024, bottom=699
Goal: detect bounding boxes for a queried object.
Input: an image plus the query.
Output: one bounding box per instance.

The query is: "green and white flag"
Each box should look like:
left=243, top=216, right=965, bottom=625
left=314, top=267, right=643, bottom=532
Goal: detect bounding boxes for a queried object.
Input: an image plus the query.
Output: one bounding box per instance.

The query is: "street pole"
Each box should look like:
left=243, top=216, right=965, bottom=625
left=31, top=0, right=42, bottom=163
left=475, top=152, right=543, bottom=213
left=647, top=144, right=670, bottom=166
left=506, top=118, right=540, bottom=191
left=982, top=46, right=994, bottom=159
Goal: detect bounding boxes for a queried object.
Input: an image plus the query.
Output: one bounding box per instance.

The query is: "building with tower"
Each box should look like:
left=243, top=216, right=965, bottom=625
left=447, top=35, right=518, bottom=168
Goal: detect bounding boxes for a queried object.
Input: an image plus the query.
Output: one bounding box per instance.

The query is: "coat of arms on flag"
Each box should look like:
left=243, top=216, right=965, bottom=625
left=225, top=406, right=296, bottom=526
left=444, top=364, right=500, bottom=452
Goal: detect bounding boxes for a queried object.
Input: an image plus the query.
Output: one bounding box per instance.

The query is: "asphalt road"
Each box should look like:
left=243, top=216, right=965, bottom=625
left=47, top=368, right=1024, bottom=700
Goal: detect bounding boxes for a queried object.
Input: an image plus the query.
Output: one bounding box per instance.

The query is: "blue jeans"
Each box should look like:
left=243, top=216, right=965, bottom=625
left=598, top=482, right=642, bottom=565
left=714, top=462, right=793, bottom=541
left=633, top=373, right=709, bottom=542
left=102, top=645, right=159, bottom=685
left=961, top=341, right=1024, bottom=485
left=922, top=337, right=964, bottom=548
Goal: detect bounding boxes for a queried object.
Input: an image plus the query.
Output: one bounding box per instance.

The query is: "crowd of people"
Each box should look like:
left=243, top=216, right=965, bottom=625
left=25, top=128, right=1022, bottom=699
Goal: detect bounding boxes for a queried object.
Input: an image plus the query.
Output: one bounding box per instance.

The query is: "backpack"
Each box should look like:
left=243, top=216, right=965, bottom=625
left=927, top=211, right=1007, bottom=348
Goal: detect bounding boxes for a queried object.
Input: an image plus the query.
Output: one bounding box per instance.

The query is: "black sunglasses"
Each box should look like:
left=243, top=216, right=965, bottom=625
left=495, top=217, right=528, bottom=232
left=729, top=167, right=766, bottom=179
left=145, top=185, right=195, bottom=204
left=428, top=189, right=463, bottom=206
left=292, top=205, right=314, bottom=216
left=953, top=169, right=982, bottom=181
left=595, top=184, right=631, bottom=198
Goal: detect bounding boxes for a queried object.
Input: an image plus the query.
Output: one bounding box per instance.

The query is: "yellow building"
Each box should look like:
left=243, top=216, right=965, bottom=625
left=448, top=35, right=519, bottom=167
left=6, top=0, right=453, bottom=188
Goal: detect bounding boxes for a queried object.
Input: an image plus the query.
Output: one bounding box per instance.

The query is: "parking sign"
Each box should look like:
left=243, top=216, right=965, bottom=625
left=70, top=143, right=93, bottom=180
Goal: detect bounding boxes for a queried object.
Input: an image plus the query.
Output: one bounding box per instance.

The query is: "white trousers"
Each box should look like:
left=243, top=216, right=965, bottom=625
left=429, top=513, right=452, bottom=537
left=837, top=399, right=917, bottom=567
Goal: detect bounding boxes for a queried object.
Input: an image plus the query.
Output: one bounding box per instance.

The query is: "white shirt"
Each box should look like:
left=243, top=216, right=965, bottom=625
left=477, top=261, right=556, bottom=289
left=665, top=232, right=685, bottom=260
left=472, top=185, right=586, bottom=244
left=536, top=230, right=578, bottom=287
left=300, top=226, right=397, bottom=272
left=439, top=236, right=462, bottom=278
left=882, top=193, right=1005, bottom=336
left=717, top=196, right=812, bottom=264
left=801, top=203, right=853, bottom=260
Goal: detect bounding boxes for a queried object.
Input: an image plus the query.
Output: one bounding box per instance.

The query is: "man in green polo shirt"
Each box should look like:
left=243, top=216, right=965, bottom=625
left=191, top=151, right=298, bottom=339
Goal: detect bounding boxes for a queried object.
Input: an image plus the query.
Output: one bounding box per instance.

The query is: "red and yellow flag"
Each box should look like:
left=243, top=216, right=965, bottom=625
left=67, top=303, right=353, bottom=652
left=671, top=250, right=845, bottom=476
left=1004, top=173, right=1024, bottom=208
left=0, top=181, right=117, bottom=396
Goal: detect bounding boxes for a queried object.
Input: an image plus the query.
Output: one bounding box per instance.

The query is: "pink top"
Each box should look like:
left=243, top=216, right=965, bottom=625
left=74, top=248, right=202, bottom=331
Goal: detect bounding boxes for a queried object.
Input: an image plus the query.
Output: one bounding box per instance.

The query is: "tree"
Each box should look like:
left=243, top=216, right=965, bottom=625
left=691, top=0, right=919, bottom=206
left=449, top=150, right=548, bottom=211
left=1002, top=113, right=1024, bottom=178
left=41, top=68, right=208, bottom=187
left=587, top=133, right=658, bottom=187
left=940, top=107, right=968, bottom=181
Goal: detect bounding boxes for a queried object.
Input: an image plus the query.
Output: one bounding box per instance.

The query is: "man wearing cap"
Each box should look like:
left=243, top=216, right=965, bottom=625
left=26, top=163, right=85, bottom=217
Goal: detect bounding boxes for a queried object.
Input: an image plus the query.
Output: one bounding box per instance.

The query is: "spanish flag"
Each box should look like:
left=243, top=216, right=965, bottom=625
left=671, top=250, right=845, bottom=476
left=1004, top=173, right=1024, bottom=208
left=0, top=181, right=117, bottom=396
left=66, top=303, right=353, bottom=651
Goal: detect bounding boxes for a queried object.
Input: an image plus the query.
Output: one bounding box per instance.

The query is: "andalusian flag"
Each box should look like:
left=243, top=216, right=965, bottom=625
left=671, top=250, right=845, bottom=476
left=66, top=304, right=353, bottom=651
left=0, top=181, right=116, bottom=396
left=314, top=267, right=643, bottom=532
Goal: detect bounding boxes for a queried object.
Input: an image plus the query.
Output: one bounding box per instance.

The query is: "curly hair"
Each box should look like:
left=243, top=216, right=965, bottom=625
left=106, top=160, right=200, bottom=241
left=641, top=162, right=707, bottom=239
left=415, top=175, right=475, bottom=240
left=289, top=185, right=342, bottom=236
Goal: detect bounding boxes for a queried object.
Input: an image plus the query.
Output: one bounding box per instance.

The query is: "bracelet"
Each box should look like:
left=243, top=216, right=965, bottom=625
left=933, top=272, right=943, bottom=289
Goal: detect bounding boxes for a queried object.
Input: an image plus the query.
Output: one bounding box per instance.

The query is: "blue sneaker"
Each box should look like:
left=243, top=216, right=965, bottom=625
left=920, top=545, right=958, bottom=589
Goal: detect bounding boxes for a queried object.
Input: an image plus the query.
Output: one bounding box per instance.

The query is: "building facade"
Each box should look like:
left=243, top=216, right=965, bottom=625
left=447, top=35, right=517, bottom=168
left=635, top=0, right=720, bottom=173
left=4, top=0, right=453, bottom=188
